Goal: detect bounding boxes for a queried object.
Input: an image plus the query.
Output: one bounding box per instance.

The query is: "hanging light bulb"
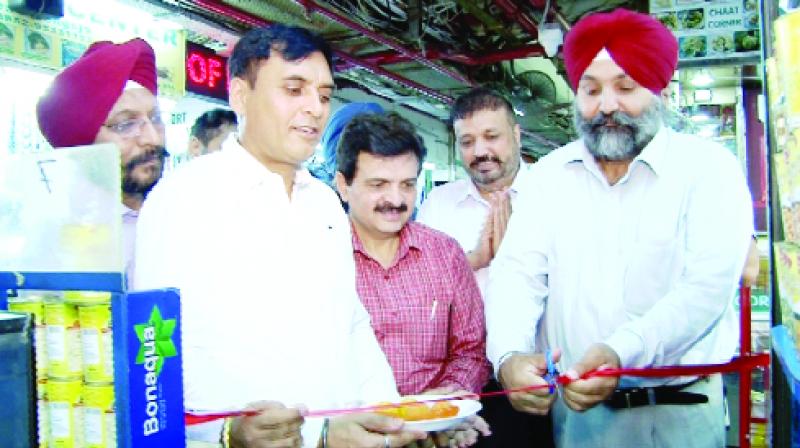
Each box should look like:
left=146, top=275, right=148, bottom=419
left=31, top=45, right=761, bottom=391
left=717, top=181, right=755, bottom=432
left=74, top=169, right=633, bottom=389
left=539, top=23, right=563, bottom=58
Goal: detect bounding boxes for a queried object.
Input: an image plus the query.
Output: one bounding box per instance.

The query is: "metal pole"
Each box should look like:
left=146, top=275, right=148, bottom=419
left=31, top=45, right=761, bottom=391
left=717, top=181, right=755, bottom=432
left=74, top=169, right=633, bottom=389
left=739, top=285, right=752, bottom=448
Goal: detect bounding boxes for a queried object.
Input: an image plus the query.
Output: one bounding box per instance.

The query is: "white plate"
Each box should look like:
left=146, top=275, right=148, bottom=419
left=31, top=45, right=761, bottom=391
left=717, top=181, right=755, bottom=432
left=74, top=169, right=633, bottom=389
left=399, top=396, right=482, bottom=433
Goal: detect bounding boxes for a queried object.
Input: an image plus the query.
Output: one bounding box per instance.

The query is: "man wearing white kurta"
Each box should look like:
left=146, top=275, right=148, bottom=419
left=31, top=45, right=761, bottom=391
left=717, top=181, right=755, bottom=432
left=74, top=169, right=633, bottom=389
left=486, top=9, right=753, bottom=448
left=136, top=25, right=425, bottom=448
left=417, top=88, right=553, bottom=448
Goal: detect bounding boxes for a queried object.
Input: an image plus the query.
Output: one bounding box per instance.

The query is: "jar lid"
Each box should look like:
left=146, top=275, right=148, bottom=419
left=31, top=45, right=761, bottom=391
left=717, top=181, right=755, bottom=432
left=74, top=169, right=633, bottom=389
left=63, top=291, right=111, bottom=305
left=0, top=311, right=29, bottom=334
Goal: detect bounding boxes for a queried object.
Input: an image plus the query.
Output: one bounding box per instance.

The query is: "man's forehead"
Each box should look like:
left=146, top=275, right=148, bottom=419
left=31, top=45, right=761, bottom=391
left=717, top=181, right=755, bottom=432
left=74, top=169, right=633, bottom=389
left=357, top=152, right=418, bottom=171
left=581, top=59, right=634, bottom=83
left=454, top=109, right=510, bottom=132
left=107, top=88, right=157, bottom=117
left=260, top=51, right=334, bottom=86
left=362, top=171, right=418, bottom=181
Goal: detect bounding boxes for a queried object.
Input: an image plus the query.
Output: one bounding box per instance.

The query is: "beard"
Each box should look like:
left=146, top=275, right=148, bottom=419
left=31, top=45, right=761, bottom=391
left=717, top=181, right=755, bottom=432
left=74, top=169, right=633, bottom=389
left=575, top=99, right=665, bottom=161
left=468, top=153, right=520, bottom=188
left=122, top=147, right=167, bottom=196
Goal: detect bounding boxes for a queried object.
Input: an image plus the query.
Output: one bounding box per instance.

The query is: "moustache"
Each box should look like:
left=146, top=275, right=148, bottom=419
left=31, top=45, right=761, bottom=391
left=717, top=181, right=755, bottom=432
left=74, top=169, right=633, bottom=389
left=374, top=203, right=408, bottom=214
left=470, top=155, right=501, bottom=168
left=588, top=112, right=637, bottom=134
left=124, top=147, right=168, bottom=172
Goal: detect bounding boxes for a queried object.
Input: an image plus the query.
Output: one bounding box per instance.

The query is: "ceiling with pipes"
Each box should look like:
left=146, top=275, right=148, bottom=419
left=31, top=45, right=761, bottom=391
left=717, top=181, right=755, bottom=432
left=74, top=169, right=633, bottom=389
left=143, top=0, right=648, bottom=155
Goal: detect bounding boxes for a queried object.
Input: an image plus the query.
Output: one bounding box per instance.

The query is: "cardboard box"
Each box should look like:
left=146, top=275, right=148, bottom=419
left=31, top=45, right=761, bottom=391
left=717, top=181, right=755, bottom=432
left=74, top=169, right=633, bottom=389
left=113, top=288, right=185, bottom=448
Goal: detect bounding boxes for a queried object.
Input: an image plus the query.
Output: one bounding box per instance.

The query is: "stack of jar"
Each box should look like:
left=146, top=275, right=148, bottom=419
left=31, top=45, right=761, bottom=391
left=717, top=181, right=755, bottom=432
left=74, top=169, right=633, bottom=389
left=9, top=290, right=116, bottom=448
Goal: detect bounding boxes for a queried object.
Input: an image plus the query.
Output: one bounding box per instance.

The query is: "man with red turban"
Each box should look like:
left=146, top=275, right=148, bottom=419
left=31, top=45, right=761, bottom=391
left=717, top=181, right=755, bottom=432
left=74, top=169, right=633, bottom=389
left=36, top=38, right=167, bottom=287
left=485, top=8, right=753, bottom=447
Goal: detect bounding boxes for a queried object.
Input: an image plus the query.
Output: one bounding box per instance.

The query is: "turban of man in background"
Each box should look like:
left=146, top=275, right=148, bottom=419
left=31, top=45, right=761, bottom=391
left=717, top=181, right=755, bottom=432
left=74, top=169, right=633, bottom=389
left=315, top=102, right=384, bottom=184
left=37, top=38, right=158, bottom=148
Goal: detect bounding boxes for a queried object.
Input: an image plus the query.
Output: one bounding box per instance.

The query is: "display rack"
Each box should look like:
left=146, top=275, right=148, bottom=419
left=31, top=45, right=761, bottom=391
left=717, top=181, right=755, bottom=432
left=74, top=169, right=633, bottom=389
left=0, top=271, right=186, bottom=448
left=772, top=326, right=800, bottom=398
left=771, top=325, right=800, bottom=446
left=766, top=6, right=800, bottom=447
left=0, top=144, right=185, bottom=447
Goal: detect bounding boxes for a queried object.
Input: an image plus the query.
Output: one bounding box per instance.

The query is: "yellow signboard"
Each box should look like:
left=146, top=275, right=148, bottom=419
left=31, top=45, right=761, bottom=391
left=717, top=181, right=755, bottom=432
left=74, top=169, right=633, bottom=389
left=774, top=11, right=800, bottom=123
left=0, top=0, right=185, bottom=97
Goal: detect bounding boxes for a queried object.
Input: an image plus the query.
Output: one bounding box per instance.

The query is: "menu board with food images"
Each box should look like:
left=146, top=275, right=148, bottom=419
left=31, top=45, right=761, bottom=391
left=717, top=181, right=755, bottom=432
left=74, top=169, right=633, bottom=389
left=650, top=0, right=761, bottom=61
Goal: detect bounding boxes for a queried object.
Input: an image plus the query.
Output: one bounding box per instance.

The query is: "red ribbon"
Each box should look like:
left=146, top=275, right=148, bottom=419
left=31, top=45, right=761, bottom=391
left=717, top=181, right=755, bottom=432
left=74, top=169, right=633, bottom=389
left=185, top=410, right=260, bottom=426
left=184, top=353, right=770, bottom=426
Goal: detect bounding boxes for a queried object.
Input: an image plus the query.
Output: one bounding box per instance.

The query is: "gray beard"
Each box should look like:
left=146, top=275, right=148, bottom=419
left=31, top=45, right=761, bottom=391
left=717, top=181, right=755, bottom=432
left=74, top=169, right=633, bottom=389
left=574, top=99, right=665, bottom=161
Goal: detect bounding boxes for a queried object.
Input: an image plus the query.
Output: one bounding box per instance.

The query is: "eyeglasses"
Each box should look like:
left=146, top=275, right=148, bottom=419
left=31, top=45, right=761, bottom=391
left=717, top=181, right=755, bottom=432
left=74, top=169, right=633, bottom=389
left=103, top=113, right=165, bottom=139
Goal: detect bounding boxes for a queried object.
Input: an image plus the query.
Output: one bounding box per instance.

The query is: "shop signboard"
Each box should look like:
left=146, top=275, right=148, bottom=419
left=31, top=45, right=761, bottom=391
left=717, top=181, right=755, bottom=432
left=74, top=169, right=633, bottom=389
left=734, top=288, right=771, bottom=320
left=0, top=0, right=186, bottom=97
left=649, top=0, right=761, bottom=61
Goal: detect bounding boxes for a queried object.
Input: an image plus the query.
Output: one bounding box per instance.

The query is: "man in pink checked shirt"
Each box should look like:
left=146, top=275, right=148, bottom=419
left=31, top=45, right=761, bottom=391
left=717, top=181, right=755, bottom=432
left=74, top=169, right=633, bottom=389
left=334, top=112, right=491, bottom=447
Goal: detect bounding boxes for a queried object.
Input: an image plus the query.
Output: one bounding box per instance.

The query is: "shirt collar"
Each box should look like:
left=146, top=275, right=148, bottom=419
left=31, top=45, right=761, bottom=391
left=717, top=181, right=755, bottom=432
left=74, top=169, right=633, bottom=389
left=509, top=162, right=529, bottom=193
left=222, top=133, right=316, bottom=191
left=566, top=126, right=670, bottom=178
left=351, top=221, right=421, bottom=267
left=461, top=178, right=481, bottom=203
left=636, top=126, right=669, bottom=176
left=121, top=203, right=138, bottom=218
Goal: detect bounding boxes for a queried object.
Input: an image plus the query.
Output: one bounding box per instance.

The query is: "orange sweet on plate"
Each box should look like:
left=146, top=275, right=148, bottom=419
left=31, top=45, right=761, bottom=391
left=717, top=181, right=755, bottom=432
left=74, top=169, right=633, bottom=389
left=375, top=401, right=402, bottom=418
left=431, top=401, right=459, bottom=419
left=401, top=402, right=431, bottom=421
left=376, top=399, right=459, bottom=421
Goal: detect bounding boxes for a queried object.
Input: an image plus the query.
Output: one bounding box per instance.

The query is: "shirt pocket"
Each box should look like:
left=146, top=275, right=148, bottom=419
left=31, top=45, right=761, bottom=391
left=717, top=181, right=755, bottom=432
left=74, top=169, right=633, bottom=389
left=399, top=301, right=450, bottom=362
left=623, top=237, right=678, bottom=316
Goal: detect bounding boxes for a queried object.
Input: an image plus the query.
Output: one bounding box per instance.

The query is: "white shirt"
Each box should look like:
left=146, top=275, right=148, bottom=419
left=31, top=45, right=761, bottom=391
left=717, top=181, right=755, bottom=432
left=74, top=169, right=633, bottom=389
left=122, top=205, right=137, bottom=289
left=485, top=128, right=753, bottom=387
left=416, top=162, right=532, bottom=295
left=135, top=136, right=399, bottom=445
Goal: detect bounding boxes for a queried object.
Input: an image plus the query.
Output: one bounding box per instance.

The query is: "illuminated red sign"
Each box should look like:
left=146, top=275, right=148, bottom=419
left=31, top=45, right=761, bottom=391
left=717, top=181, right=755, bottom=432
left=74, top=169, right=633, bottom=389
left=185, top=42, right=228, bottom=101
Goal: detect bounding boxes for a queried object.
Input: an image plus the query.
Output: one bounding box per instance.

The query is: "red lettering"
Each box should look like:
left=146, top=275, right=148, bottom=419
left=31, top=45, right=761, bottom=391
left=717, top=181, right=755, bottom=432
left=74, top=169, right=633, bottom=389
left=186, top=52, right=206, bottom=85
left=208, top=58, right=223, bottom=88
left=186, top=43, right=229, bottom=99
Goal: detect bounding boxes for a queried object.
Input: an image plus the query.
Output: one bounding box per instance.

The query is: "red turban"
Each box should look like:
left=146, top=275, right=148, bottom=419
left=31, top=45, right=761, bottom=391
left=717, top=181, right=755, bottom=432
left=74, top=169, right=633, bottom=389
left=563, top=8, right=678, bottom=94
left=36, top=38, right=157, bottom=148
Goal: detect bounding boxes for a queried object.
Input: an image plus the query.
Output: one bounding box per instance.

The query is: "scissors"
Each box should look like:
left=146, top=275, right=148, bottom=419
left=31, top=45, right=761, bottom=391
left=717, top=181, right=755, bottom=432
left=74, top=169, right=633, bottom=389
left=544, top=348, right=559, bottom=395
